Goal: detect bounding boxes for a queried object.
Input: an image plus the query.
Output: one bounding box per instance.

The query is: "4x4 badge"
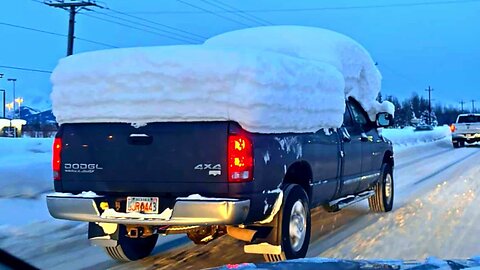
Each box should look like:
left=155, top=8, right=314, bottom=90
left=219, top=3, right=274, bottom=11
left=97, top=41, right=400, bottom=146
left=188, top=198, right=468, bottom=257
left=194, top=164, right=221, bottom=176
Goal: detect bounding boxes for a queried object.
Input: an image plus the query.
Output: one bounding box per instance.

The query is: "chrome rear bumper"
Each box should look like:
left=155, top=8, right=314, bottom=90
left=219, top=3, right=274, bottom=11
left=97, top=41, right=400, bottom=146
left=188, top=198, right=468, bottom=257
left=46, top=194, right=250, bottom=226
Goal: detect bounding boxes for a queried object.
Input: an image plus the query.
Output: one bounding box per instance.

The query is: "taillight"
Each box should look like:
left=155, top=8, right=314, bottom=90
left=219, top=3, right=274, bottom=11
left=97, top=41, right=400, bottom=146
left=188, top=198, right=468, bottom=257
left=450, top=124, right=456, bottom=132
left=53, top=138, right=62, bottom=181
left=228, top=134, right=253, bottom=182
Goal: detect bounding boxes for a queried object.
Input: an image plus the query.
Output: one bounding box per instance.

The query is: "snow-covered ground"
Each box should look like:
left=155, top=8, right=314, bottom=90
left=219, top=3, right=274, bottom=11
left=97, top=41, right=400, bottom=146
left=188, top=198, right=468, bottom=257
left=0, top=137, right=53, bottom=199
left=320, top=148, right=480, bottom=260
left=382, top=125, right=452, bottom=152
left=0, top=127, right=461, bottom=269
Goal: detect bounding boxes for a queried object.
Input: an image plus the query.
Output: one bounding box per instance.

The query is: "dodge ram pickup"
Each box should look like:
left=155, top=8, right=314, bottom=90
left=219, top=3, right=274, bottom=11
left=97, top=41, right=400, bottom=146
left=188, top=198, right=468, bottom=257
left=47, top=97, right=394, bottom=262
left=451, top=114, right=480, bottom=148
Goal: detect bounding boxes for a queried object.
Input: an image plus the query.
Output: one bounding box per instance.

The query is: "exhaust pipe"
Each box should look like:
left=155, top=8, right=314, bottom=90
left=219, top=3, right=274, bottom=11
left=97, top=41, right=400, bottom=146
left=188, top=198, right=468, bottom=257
left=226, top=226, right=257, bottom=242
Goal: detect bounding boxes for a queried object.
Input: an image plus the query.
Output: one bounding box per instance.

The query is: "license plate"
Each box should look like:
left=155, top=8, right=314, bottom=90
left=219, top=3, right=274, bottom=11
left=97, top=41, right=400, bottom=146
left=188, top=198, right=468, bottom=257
left=126, top=197, right=159, bottom=214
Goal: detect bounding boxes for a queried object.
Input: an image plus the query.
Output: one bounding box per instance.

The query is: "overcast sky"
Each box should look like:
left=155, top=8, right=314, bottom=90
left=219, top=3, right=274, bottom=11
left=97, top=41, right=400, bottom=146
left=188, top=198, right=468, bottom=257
left=0, top=0, right=479, bottom=110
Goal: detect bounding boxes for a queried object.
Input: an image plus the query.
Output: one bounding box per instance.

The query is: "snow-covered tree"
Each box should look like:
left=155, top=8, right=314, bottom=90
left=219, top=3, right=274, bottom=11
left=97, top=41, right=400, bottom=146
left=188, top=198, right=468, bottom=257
left=420, top=110, right=438, bottom=126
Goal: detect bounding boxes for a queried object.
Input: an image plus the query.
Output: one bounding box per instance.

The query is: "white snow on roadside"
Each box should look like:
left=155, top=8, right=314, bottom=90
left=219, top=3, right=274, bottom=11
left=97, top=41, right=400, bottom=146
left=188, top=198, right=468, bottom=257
left=51, top=26, right=393, bottom=133
left=382, top=126, right=451, bottom=152
left=0, top=138, right=53, bottom=198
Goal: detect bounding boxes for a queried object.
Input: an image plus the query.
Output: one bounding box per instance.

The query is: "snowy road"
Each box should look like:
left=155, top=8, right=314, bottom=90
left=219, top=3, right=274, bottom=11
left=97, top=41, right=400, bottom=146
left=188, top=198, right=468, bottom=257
left=110, top=139, right=480, bottom=269
left=2, top=138, right=480, bottom=269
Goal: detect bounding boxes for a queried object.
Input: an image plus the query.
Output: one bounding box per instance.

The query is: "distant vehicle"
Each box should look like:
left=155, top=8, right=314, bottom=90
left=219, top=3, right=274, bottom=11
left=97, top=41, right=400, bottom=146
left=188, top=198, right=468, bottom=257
left=414, top=124, right=434, bottom=132
left=451, top=114, right=480, bottom=148
left=46, top=97, right=394, bottom=262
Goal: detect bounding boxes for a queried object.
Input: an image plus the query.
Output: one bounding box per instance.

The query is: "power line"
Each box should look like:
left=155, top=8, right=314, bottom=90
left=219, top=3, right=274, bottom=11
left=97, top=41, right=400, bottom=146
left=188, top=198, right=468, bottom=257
left=209, top=0, right=273, bottom=25
left=0, top=21, right=64, bottom=37
left=377, top=62, right=424, bottom=87
left=126, top=0, right=480, bottom=14
left=0, top=65, right=52, bottom=74
left=0, top=21, right=118, bottom=48
left=90, top=10, right=202, bottom=43
left=198, top=0, right=271, bottom=26
left=80, top=12, right=195, bottom=43
left=73, top=37, right=118, bottom=48
left=176, top=0, right=253, bottom=27
left=104, top=7, right=207, bottom=40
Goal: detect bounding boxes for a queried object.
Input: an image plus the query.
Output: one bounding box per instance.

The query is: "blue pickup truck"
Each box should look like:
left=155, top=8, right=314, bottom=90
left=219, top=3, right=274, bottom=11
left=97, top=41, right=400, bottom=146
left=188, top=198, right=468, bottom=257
left=47, top=97, right=394, bottom=262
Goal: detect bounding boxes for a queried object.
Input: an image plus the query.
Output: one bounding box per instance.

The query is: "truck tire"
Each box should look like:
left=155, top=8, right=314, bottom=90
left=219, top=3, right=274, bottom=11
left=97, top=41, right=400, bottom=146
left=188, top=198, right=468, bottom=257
left=368, top=164, right=394, bottom=212
left=103, top=225, right=158, bottom=262
left=453, top=142, right=460, bottom=148
left=264, top=184, right=311, bottom=262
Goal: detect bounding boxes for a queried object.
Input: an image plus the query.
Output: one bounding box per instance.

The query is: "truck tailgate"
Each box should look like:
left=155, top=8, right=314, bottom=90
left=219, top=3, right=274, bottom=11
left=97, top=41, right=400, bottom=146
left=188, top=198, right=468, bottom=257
left=58, top=122, right=229, bottom=194
left=455, top=123, right=480, bottom=134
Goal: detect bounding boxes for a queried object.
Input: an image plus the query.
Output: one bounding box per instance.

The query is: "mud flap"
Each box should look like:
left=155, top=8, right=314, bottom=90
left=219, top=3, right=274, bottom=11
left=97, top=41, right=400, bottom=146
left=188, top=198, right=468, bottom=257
left=244, top=187, right=288, bottom=255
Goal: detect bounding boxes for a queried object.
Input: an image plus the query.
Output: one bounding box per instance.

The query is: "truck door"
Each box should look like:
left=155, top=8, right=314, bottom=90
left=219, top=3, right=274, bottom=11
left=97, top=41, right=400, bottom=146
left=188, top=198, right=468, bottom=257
left=347, top=99, right=381, bottom=193
left=338, top=103, right=363, bottom=196
left=303, top=128, right=340, bottom=205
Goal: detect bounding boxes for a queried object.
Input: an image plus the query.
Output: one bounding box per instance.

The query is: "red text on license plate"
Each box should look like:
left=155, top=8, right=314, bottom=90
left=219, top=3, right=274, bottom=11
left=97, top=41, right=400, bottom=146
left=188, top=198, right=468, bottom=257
left=126, top=197, right=159, bottom=214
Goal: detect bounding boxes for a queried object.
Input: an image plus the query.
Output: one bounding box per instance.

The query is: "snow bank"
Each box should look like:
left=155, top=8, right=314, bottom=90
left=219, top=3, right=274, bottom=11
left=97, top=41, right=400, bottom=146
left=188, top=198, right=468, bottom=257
left=0, top=138, right=53, bottom=198
left=382, top=126, right=451, bottom=149
left=51, top=26, right=393, bottom=133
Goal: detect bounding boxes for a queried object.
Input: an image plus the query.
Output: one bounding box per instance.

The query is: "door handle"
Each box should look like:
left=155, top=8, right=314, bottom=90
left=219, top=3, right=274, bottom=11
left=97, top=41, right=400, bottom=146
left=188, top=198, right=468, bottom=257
left=128, top=134, right=153, bottom=145
left=360, top=133, right=372, bottom=142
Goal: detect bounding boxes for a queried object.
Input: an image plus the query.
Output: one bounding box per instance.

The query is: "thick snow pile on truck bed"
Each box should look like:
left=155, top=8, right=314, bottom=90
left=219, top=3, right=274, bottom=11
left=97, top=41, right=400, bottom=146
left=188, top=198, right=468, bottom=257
left=205, top=26, right=393, bottom=120
left=51, top=26, right=393, bottom=133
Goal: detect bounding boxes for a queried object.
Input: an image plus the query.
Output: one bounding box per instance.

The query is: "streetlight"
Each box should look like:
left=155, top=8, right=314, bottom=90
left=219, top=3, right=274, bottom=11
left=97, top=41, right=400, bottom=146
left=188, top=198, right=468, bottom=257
left=7, top=78, right=16, bottom=118
left=0, top=90, right=5, bottom=118
left=6, top=102, right=13, bottom=111
left=15, top=97, right=23, bottom=107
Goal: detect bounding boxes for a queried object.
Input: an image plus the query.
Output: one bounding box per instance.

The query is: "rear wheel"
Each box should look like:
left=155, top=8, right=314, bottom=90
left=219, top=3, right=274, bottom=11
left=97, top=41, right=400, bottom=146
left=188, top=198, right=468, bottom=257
left=103, top=225, right=158, bottom=262
left=263, top=184, right=311, bottom=262
left=369, top=164, right=394, bottom=212
left=453, top=142, right=460, bottom=148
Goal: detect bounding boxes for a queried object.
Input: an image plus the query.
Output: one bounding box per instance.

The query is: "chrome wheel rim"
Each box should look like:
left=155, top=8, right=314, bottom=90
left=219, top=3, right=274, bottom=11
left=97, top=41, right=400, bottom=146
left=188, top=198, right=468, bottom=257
left=385, top=174, right=393, bottom=199
left=289, top=200, right=307, bottom=252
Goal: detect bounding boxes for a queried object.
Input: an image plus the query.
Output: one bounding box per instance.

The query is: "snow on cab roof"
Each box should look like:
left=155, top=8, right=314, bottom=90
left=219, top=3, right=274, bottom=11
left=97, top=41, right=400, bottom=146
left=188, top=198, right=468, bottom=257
left=51, top=25, right=394, bottom=133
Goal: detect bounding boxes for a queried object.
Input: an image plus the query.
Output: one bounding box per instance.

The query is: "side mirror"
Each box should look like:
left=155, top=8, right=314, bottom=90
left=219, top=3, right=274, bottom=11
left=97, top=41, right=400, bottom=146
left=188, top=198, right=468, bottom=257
left=376, top=112, right=393, bottom=128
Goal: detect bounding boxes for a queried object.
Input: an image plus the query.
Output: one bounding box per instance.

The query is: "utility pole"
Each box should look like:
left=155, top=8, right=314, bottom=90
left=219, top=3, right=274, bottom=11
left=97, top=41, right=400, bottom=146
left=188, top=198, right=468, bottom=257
left=472, top=100, right=476, bottom=113
left=460, top=100, right=466, bottom=113
left=45, top=1, right=101, bottom=56
left=425, top=86, right=434, bottom=125
left=7, top=78, right=16, bottom=119
left=0, top=90, right=5, bottom=118
left=0, top=74, right=4, bottom=118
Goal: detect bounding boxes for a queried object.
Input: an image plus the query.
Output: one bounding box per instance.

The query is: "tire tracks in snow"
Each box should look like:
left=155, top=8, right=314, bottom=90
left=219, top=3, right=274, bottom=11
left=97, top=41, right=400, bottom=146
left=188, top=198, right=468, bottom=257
left=308, top=146, right=480, bottom=258
left=109, top=146, right=480, bottom=269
